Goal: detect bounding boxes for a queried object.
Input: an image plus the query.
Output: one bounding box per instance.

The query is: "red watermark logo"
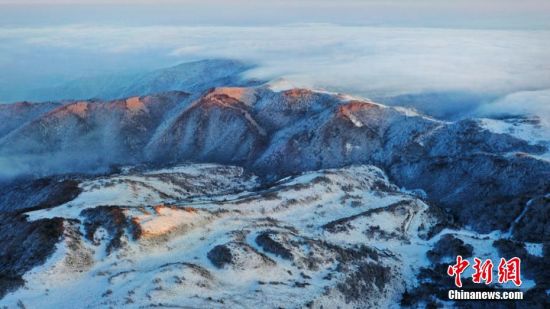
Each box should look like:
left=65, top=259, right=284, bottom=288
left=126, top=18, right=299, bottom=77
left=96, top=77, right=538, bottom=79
left=447, top=256, right=522, bottom=288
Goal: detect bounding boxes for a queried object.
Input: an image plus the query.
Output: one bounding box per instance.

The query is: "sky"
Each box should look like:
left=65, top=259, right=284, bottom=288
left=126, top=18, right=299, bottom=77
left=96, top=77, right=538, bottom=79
left=0, top=0, right=549, bottom=120
left=1, top=0, right=550, bottom=29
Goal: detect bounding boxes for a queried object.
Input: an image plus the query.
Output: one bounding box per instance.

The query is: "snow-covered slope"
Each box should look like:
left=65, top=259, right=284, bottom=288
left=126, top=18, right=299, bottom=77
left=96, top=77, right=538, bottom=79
left=0, top=101, right=62, bottom=139
left=0, top=92, right=189, bottom=179
left=2, top=163, right=546, bottom=307
left=479, top=116, right=550, bottom=160
left=1, top=164, right=438, bottom=308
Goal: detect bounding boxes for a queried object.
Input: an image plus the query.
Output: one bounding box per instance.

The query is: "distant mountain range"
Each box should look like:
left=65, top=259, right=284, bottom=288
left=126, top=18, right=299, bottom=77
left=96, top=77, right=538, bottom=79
left=5, top=59, right=259, bottom=103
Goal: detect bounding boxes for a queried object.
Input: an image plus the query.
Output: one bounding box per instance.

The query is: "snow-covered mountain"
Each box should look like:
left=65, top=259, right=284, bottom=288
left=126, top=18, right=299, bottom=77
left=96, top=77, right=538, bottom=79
left=0, top=164, right=441, bottom=307
left=1, top=86, right=547, bottom=233
left=0, top=101, right=62, bottom=139
left=0, top=66, right=549, bottom=307
left=0, top=92, right=189, bottom=179
left=1, top=162, right=547, bottom=307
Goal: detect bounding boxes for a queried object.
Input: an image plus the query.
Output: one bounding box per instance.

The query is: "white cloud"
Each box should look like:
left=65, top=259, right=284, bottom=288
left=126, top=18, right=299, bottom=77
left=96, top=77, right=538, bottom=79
left=0, top=24, right=549, bottom=117
left=476, top=89, right=550, bottom=123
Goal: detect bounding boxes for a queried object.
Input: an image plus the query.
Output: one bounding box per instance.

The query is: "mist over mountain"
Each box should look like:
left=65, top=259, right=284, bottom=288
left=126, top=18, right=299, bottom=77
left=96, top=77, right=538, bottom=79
left=1, top=25, right=549, bottom=121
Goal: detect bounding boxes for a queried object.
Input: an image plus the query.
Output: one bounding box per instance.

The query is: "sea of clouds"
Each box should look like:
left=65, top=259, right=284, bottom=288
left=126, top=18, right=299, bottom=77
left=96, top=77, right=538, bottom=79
left=0, top=24, right=549, bottom=120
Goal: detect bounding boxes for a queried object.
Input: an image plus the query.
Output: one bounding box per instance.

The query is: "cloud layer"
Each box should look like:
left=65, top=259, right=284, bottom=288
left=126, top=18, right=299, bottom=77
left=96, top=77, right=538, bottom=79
left=0, top=24, right=549, bottom=118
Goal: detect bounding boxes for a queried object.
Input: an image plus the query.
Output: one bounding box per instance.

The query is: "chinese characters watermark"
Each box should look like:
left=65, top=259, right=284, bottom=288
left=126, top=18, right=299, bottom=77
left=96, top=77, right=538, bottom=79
left=447, top=255, right=522, bottom=288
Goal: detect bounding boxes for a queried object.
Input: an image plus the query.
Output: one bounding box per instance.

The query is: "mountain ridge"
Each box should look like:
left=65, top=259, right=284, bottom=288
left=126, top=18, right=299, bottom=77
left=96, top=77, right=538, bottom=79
left=1, top=84, right=548, bottom=237
left=0, top=68, right=548, bottom=307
